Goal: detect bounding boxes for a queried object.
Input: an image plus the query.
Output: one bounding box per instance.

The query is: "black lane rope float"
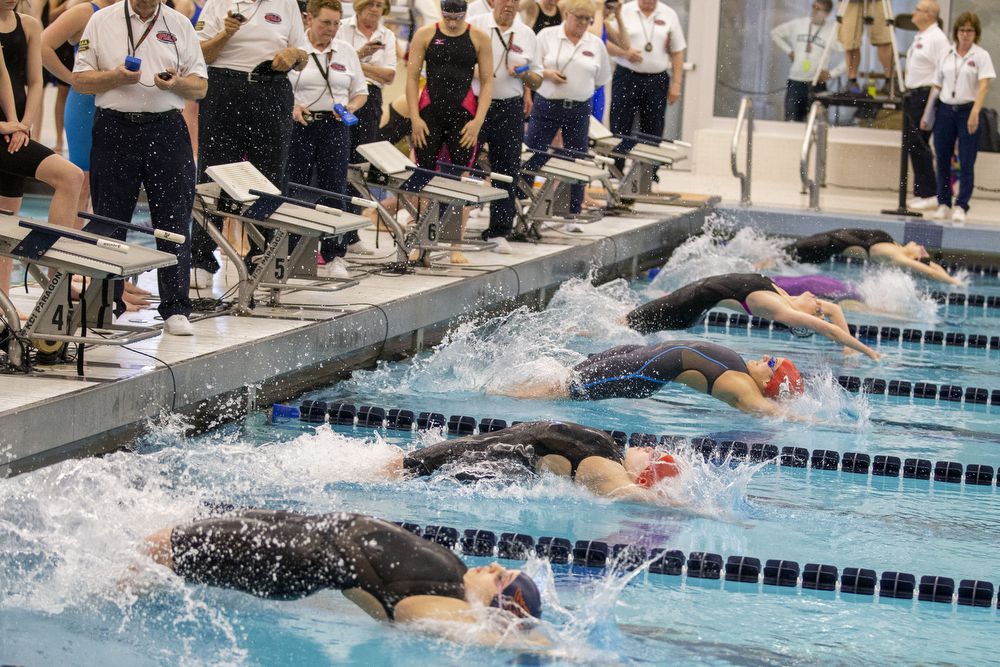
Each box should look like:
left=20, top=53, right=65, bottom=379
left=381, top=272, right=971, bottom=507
left=823, top=254, right=1000, bottom=278
left=929, top=290, right=1000, bottom=309
left=386, top=519, right=999, bottom=610
left=275, top=401, right=1000, bottom=487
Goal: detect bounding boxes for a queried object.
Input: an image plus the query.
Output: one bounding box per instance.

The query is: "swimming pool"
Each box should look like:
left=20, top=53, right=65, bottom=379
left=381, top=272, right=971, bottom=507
left=2, top=221, right=999, bottom=665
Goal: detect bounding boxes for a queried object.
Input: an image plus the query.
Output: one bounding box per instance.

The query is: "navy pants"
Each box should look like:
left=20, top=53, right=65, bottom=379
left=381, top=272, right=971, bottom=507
left=285, top=116, right=356, bottom=261
left=478, top=96, right=524, bottom=239
left=89, top=109, right=193, bottom=319
left=784, top=79, right=827, bottom=123
left=193, top=71, right=294, bottom=273
left=349, top=84, right=382, bottom=165
left=609, top=68, right=670, bottom=173
left=933, top=101, right=979, bottom=211
left=525, top=95, right=590, bottom=213
left=904, top=87, right=936, bottom=198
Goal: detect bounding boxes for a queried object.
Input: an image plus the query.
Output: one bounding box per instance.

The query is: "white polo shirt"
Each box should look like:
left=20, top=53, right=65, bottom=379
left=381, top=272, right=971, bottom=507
left=74, top=1, right=208, bottom=112
left=535, top=25, right=610, bottom=102
left=338, top=15, right=397, bottom=88
left=466, top=0, right=493, bottom=19
left=905, top=23, right=948, bottom=89
left=469, top=12, right=537, bottom=100
left=770, top=16, right=844, bottom=83
left=614, top=1, right=686, bottom=74
left=196, top=0, right=308, bottom=73
left=289, top=37, right=366, bottom=109
left=934, top=43, right=996, bottom=104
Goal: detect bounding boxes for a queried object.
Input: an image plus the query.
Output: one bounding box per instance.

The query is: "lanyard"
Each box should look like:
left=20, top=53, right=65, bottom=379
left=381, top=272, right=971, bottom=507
left=492, top=27, right=514, bottom=76
left=125, top=2, right=161, bottom=57
left=233, top=0, right=263, bottom=22
left=804, top=21, right=819, bottom=54
left=637, top=7, right=655, bottom=52
left=950, top=48, right=974, bottom=99
left=310, top=51, right=337, bottom=101
left=555, top=37, right=584, bottom=75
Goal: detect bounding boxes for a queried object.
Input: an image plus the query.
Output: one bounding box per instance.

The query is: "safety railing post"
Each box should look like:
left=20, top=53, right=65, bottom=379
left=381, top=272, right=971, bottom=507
left=730, top=96, right=753, bottom=206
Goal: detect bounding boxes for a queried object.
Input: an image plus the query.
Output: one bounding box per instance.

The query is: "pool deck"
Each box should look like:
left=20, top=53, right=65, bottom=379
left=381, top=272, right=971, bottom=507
left=0, top=202, right=709, bottom=476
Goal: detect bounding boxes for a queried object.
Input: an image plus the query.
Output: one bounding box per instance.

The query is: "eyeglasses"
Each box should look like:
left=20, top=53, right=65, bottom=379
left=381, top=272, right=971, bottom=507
left=958, top=27, right=977, bottom=34
left=571, top=13, right=594, bottom=24
left=811, top=4, right=828, bottom=11
left=442, top=11, right=466, bottom=19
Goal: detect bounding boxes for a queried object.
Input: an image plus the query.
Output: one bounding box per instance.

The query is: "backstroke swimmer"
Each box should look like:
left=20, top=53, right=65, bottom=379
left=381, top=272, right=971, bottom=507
left=145, top=509, right=548, bottom=646
left=501, top=340, right=806, bottom=418
left=623, top=272, right=881, bottom=360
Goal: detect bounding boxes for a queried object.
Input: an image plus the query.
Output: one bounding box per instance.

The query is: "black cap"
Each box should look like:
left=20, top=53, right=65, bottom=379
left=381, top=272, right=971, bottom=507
left=441, top=0, right=467, bottom=13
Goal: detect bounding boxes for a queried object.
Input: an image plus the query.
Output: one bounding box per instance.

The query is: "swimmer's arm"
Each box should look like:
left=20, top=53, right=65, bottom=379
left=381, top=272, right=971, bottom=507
left=727, top=390, right=816, bottom=423
left=394, top=596, right=552, bottom=648
left=776, top=306, right=880, bottom=360
left=893, top=255, right=962, bottom=286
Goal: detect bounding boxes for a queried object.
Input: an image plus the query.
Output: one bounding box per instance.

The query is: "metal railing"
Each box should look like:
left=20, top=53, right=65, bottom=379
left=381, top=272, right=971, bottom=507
left=800, top=101, right=828, bottom=211
left=730, top=96, right=753, bottom=206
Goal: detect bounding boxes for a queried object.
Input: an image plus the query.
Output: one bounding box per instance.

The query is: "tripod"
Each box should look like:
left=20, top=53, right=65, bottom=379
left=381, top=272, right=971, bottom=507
left=812, top=0, right=906, bottom=95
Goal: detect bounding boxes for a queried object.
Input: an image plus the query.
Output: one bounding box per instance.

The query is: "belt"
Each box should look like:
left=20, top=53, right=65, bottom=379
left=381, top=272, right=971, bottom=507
left=940, top=101, right=974, bottom=111
left=540, top=96, right=589, bottom=109
left=99, top=108, right=180, bottom=124
left=491, top=96, right=523, bottom=106
left=208, top=66, right=288, bottom=84
left=307, top=110, right=336, bottom=121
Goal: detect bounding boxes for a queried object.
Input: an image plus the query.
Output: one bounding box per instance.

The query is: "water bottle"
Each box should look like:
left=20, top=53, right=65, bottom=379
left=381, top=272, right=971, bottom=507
left=334, top=103, right=358, bottom=126
left=514, top=64, right=530, bottom=74
left=271, top=403, right=300, bottom=423
left=124, top=55, right=141, bottom=72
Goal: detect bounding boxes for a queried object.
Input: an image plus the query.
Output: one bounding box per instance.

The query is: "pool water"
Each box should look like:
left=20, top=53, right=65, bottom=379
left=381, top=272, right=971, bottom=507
left=3, top=220, right=1000, bottom=665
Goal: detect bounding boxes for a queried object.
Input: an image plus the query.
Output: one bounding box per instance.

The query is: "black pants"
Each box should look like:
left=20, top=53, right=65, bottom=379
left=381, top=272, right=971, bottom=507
left=477, top=96, right=524, bottom=239
left=285, top=116, right=356, bottom=261
left=414, top=104, right=475, bottom=171
left=525, top=96, right=590, bottom=213
left=89, top=109, right=193, bottom=319
left=610, top=68, right=670, bottom=173
left=349, top=83, right=382, bottom=164
left=193, top=70, right=294, bottom=273
left=784, top=79, right=827, bottom=122
left=903, top=87, right=936, bottom=199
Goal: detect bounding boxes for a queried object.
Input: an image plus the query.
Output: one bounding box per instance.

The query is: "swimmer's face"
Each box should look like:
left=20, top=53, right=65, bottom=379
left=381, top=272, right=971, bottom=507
left=623, top=447, right=655, bottom=476
left=748, top=354, right=781, bottom=390
left=904, top=241, right=930, bottom=260
left=464, top=563, right=520, bottom=604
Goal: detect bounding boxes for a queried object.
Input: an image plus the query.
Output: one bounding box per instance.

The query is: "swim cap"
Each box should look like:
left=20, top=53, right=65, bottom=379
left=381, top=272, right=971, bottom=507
left=492, top=572, right=543, bottom=619
left=763, top=359, right=804, bottom=399
left=636, top=454, right=680, bottom=488
left=441, top=0, right=468, bottom=12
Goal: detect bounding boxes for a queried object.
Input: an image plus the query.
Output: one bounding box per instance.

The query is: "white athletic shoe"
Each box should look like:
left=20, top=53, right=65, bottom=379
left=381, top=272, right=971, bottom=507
left=190, top=268, right=214, bottom=289
left=488, top=236, right=512, bottom=254
left=396, top=208, right=414, bottom=227
left=318, top=257, right=351, bottom=279
left=562, top=222, right=584, bottom=233
left=908, top=196, right=938, bottom=211
left=932, top=205, right=951, bottom=220
left=951, top=207, right=967, bottom=225
left=347, top=240, right=374, bottom=255
left=163, top=314, right=194, bottom=336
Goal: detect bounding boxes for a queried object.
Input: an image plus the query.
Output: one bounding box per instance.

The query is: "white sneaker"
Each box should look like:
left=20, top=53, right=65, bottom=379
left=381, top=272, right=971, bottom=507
left=396, top=208, right=413, bottom=227
left=932, top=205, right=951, bottom=220
left=347, top=240, right=374, bottom=255
left=317, top=257, right=350, bottom=279
left=163, top=314, right=194, bottom=336
left=951, top=207, right=966, bottom=225
left=190, top=268, right=214, bottom=289
left=562, top=222, right=584, bottom=233
left=488, top=236, right=512, bottom=254
left=908, top=196, right=938, bottom=211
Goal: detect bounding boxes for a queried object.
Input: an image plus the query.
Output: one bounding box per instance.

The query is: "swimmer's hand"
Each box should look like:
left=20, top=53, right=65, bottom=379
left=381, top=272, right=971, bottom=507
left=395, top=597, right=553, bottom=650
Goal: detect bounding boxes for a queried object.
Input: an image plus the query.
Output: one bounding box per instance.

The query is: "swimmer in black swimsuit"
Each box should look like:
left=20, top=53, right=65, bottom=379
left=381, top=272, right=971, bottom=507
left=502, top=341, right=805, bottom=418
left=784, top=228, right=960, bottom=286
left=146, top=510, right=546, bottom=644
left=384, top=420, right=686, bottom=504
left=624, top=273, right=880, bottom=360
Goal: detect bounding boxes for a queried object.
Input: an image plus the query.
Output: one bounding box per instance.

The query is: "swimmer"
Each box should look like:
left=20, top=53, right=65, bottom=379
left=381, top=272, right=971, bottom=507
left=146, top=509, right=546, bottom=646
left=501, top=341, right=806, bottom=418
left=385, top=420, right=684, bottom=505
left=770, top=274, right=909, bottom=318
left=783, top=228, right=961, bottom=286
left=623, top=273, right=880, bottom=360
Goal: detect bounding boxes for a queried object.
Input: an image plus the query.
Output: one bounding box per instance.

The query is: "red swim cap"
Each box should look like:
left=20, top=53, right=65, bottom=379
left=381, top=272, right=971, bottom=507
left=763, top=358, right=804, bottom=399
left=636, top=454, right=680, bottom=488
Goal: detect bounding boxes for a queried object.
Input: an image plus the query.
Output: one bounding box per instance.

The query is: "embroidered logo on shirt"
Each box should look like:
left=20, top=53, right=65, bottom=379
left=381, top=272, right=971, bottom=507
left=264, top=13, right=282, bottom=23
left=330, top=62, right=346, bottom=71
left=78, top=39, right=90, bottom=52
left=156, top=31, right=178, bottom=43
left=511, top=44, right=523, bottom=54
left=654, top=19, right=666, bottom=26
left=968, top=60, right=978, bottom=68
left=582, top=50, right=594, bottom=57
left=433, top=38, right=445, bottom=45
left=195, top=19, right=204, bottom=30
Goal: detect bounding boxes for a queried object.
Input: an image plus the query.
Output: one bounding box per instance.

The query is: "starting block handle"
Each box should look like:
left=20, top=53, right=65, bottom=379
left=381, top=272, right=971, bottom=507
left=287, top=182, right=378, bottom=209
left=18, top=220, right=128, bottom=253
left=633, top=131, right=691, bottom=148
left=404, top=164, right=463, bottom=182
left=79, top=211, right=186, bottom=244
left=435, top=160, right=514, bottom=184
left=552, top=145, right=612, bottom=165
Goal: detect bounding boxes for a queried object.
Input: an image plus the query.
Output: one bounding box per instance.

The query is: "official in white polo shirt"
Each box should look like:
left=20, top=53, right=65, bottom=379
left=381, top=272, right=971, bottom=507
left=285, top=0, right=367, bottom=279
left=922, top=11, right=996, bottom=224
left=902, top=0, right=948, bottom=211
left=526, top=0, right=610, bottom=217
left=770, top=0, right=844, bottom=123
left=470, top=0, right=539, bottom=251
left=339, top=0, right=396, bottom=166
left=191, top=0, right=309, bottom=287
left=608, top=0, right=684, bottom=172
left=73, top=0, right=208, bottom=336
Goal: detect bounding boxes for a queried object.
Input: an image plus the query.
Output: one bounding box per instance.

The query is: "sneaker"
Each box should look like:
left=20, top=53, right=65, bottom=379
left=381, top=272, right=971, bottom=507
left=347, top=239, right=374, bottom=255
left=562, top=222, right=584, bottom=233
left=487, top=236, right=512, bottom=254
left=163, top=314, right=194, bottom=336
left=908, top=196, right=938, bottom=211
left=932, top=205, right=951, bottom=220
left=190, top=268, right=214, bottom=289
left=317, top=257, right=350, bottom=279
left=951, top=207, right=966, bottom=225
left=396, top=208, right=414, bottom=227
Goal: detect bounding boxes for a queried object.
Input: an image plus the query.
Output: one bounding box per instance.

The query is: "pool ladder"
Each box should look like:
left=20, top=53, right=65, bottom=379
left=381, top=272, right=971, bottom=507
left=730, top=96, right=753, bottom=206
left=800, top=101, right=829, bottom=211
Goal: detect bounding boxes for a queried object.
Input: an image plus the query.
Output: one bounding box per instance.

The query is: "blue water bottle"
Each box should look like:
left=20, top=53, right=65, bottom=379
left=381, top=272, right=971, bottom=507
left=334, top=103, right=358, bottom=126
left=124, top=55, right=141, bottom=72
left=514, top=64, right=530, bottom=74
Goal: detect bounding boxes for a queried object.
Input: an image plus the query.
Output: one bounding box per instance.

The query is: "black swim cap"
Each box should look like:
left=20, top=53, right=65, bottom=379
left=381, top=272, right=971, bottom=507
left=441, top=0, right=468, bottom=13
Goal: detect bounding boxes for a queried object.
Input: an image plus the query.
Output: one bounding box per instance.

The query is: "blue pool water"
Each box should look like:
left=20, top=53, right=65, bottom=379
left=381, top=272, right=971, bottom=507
left=3, top=219, right=1000, bottom=665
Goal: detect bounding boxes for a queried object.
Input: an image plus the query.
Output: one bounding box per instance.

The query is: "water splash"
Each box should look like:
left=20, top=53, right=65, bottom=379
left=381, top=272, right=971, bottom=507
left=794, top=367, right=871, bottom=428
left=855, top=266, right=939, bottom=321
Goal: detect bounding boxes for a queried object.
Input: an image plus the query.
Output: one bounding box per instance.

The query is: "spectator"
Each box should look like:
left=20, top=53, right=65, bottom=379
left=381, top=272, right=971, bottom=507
left=770, top=0, right=844, bottom=122
left=839, top=0, right=893, bottom=94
